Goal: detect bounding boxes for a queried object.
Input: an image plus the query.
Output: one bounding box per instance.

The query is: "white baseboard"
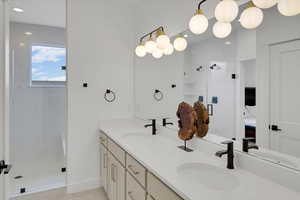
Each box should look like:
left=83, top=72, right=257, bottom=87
left=67, top=178, right=101, bottom=194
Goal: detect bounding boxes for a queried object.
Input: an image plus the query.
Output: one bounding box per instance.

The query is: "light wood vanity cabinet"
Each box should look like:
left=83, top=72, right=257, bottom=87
left=126, top=171, right=146, bottom=200
left=107, top=153, right=126, bottom=200
left=100, top=133, right=183, bottom=200
left=100, top=143, right=108, bottom=192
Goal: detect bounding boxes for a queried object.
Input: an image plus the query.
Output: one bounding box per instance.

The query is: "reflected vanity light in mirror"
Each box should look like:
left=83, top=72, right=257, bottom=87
left=277, top=0, right=300, bottom=16
left=145, top=37, right=157, bottom=54
left=174, top=35, right=188, bottom=51
left=213, top=21, right=232, bottom=38
left=215, top=0, right=239, bottom=23
left=152, top=48, right=163, bottom=59
left=163, top=44, right=174, bottom=55
left=156, top=29, right=171, bottom=50
left=239, top=2, right=264, bottom=29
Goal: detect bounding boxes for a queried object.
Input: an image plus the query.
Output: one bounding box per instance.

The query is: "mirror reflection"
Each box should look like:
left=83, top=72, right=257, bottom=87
left=134, top=5, right=300, bottom=170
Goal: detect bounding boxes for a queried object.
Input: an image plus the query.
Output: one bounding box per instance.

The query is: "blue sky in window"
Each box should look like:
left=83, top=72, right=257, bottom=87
left=32, top=45, right=66, bottom=81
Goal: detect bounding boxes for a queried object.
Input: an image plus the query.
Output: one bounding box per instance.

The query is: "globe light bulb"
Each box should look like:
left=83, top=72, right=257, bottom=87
left=163, top=44, right=174, bottom=55
left=145, top=38, right=157, bottom=53
left=240, top=4, right=264, bottom=29
left=277, top=0, right=300, bottom=16
left=152, top=48, right=163, bottom=59
left=253, top=0, right=278, bottom=9
left=189, top=9, right=209, bottom=35
left=135, top=43, right=147, bottom=57
left=215, top=0, right=239, bottom=22
left=213, top=21, right=232, bottom=38
left=173, top=36, right=188, bottom=52
left=156, top=30, right=170, bottom=50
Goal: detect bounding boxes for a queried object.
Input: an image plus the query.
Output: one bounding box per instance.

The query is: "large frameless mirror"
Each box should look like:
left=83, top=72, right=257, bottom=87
left=134, top=3, right=300, bottom=171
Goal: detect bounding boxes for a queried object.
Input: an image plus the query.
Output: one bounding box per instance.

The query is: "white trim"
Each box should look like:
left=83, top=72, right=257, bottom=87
left=3, top=0, right=10, bottom=200
left=66, top=178, right=101, bottom=194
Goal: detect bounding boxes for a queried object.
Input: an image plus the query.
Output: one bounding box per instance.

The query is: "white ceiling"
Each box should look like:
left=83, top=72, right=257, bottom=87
left=9, top=0, right=66, bottom=28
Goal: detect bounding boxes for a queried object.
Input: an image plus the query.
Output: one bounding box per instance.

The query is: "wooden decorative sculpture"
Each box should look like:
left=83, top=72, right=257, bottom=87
left=176, top=102, right=198, bottom=141
left=194, top=101, right=209, bottom=138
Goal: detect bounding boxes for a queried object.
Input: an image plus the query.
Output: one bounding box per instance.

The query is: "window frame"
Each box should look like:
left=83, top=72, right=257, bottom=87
left=30, top=43, right=67, bottom=88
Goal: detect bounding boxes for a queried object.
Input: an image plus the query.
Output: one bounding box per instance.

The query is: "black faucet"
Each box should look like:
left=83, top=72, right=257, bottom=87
left=243, top=138, right=259, bottom=153
left=145, top=119, right=157, bottom=135
left=215, top=141, right=234, bottom=170
left=162, top=118, right=174, bottom=127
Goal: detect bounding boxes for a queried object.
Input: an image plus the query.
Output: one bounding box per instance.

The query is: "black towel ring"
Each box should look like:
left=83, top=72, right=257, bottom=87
left=104, top=89, right=116, bottom=103
left=153, top=89, right=163, bottom=101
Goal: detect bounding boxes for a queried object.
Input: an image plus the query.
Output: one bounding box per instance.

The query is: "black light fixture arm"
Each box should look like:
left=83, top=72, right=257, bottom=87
left=198, top=0, right=207, bottom=10
left=139, top=26, right=164, bottom=43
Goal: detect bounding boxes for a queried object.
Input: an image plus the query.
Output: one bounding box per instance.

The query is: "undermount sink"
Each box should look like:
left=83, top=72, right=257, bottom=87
left=177, top=163, right=239, bottom=191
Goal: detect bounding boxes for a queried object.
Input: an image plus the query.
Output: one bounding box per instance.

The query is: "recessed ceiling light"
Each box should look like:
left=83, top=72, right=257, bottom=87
left=225, top=41, right=231, bottom=45
left=24, top=32, right=33, bottom=36
left=13, top=8, right=24, bottom=13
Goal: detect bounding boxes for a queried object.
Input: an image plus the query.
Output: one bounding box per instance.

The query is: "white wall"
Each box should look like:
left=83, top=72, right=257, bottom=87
left=134, top=52, right=184, bottom=120
left=9, top=22, right=66, bottom=192
left=67, top=0, right=135, bottom=193
left=256, top=7, right=300, bottom=148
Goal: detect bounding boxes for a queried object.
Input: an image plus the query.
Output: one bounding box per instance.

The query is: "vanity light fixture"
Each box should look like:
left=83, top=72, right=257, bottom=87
left=173, top=35, right=188, bottom=52
left=240, top=2, right=264, bottom=29
left=135, top=42, right=147, bottom=57
left=135, top=26, right=187, bottom=58
left=277, top=0, right=300, bottom=16
left=156, top=29, right=171, bottom=50
left=253, top=0, right=278, bottom=9
left=145, top=36, right=157, bottom=54
left=213, top=21, right=232, bottom=38
left=152, top=48, right=163, bottom=59
left=189, top=0, right=209, bottom=35
left=163, top=44, right=174, bottom=55
left=215, top=0, right=239, bottom=23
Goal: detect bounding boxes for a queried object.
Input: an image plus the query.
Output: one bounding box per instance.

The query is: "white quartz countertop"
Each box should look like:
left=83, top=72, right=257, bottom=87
left=99, top=118, right=300, bottom=200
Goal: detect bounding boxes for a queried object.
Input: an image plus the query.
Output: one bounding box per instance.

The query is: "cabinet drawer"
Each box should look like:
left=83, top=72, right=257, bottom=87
left=126, top=154, right=146, bottom=187
left=108, top=137, right=125, bottom=165
left=147, top=172, right=183, bottom=200
left=127, top=172, right=146, bottom=200
left=100, top=132, right=108, bottom=147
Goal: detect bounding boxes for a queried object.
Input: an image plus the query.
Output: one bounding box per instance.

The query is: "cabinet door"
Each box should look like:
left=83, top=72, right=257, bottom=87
left=109, top=154, right=125, bottom=200
left=126, top=172, right=146, bottom=200
left=100, top=144, right=108, bottom=193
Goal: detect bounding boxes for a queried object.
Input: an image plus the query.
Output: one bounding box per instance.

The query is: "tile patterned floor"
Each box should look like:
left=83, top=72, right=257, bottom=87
left=11, top=187, right=108, bottom=200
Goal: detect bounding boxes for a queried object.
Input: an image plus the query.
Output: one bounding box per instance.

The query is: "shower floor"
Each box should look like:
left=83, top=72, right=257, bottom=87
left=10, top=161, right=66, bottom=197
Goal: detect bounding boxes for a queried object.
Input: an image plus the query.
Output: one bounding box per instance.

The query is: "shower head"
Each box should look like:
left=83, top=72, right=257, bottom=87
left=209, top=64, right=221, bottom=70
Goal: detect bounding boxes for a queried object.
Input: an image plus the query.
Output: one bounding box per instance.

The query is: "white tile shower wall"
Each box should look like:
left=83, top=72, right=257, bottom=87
left=9, top=22, right=66, bottom=193
left=184, top=35, right=237, bottom=139
left=67, top=0, right=135, bottom=193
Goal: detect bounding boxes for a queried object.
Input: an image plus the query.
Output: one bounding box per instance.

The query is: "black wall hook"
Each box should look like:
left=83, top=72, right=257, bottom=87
left=104, top=89, right=116, bottom=102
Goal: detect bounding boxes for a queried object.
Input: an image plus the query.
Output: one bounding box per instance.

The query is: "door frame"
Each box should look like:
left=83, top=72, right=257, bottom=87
left=2, top=0, right=10, bottom=199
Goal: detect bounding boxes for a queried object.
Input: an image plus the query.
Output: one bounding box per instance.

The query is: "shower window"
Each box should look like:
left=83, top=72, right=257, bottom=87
left=31, top=45, right=66, bottom=86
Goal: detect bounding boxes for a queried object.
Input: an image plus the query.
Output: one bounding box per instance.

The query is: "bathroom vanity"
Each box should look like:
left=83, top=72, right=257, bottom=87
left=99, top=119, right=300, bottom=200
